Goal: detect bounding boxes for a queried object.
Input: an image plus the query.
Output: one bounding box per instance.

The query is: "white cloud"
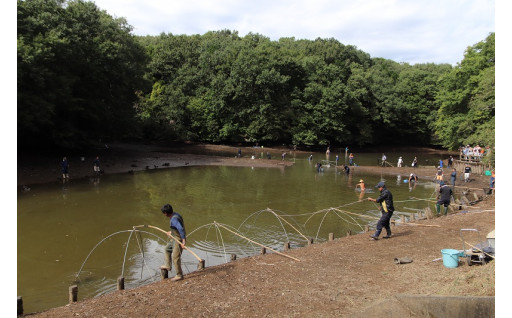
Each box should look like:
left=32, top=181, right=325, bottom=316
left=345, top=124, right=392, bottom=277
left=92, top=0, right=495, bottom=65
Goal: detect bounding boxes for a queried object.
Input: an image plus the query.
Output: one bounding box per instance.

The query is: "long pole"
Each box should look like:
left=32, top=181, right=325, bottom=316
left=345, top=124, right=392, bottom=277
left=133, top=225, right=202, bottom=262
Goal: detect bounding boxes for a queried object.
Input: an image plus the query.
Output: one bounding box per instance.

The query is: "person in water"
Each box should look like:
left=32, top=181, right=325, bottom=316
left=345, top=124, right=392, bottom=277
left=355, top=179, right=366, bottom=191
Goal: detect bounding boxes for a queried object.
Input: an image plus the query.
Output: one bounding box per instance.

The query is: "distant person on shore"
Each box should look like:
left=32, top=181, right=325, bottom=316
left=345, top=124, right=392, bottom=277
left=450, top=168, right=457, bottom=190
left=336, top=154, right=339, bottom=166
left=381, top=154, right=387, bottom=167
left=397, top=156, right=403, bottom=167
left=93, top=156, right=101, bottom=175
left=447, top=156, right=454, bottom=168
left=367, top=181, right=394, bottom=240
left=436, top=166, right=443, bottom=183
left=61, top=157, right=69, bottom=181
left=439, top=159, right=443, bottom=168
left=282, top=152, right=287, bottom=160
left=412, top=157, right=418, bottom=168
left=237, top=148, right=242, bottom=158
left=308, top=154, right=313, bottom=161
left=160, top=203, right=186, bottom=281
left=436, top=181, right=452, bottom=216
left=464, top=164, right=472, bottom=182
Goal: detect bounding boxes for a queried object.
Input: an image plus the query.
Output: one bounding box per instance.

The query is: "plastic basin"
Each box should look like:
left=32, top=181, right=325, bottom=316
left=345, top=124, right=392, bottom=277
left=441, top=249, right=461, bottom=268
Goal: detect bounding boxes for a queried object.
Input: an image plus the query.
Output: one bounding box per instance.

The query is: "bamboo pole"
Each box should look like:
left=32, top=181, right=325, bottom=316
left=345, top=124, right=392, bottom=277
left=133, top=225, right=202, bottom=262
left=214, top=222, right=301, bottom=262
left=463, top=241, right=495, bottom=259
left=265, top=208, right=310, bottom=242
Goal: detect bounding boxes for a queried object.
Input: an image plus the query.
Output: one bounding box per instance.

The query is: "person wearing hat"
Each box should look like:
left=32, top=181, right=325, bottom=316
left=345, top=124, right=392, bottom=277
left=355, top=179, right=366, bottom=191
left=397, top=156, right=403, bottom=167
left=436, top=181, right=453, bottom=216
left=161, top=203, right=186, bottom=281
left=367, top=182, right=394, bottom=240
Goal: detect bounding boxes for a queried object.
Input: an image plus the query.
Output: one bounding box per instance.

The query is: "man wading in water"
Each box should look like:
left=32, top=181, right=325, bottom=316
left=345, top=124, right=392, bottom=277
left=367, top=181, right=394, bottom=240
left=161, top=204, right=186, bottom=281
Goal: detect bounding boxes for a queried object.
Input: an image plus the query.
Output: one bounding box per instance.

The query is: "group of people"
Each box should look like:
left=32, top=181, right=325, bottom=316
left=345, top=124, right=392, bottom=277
left=60, top=156, right=102, bottom=182
left=460, top=144, right=491, bottom=162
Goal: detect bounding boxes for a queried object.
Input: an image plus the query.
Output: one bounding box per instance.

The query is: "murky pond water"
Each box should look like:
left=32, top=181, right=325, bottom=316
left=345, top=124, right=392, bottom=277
left=18, top=150, right=445, bottom=313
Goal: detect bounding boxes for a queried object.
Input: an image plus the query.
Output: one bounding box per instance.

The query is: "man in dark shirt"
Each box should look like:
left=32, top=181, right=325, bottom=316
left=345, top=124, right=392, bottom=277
left=161, top=203, right=187, bottom=281
left=436, top=181, right=453, bottom=216
left=367, top=181, right=394, bottom=240
left=464, top=164, right=472, bottom=182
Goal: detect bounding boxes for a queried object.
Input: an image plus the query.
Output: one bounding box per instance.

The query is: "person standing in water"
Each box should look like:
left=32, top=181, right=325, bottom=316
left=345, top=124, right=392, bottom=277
left=367, top=181, right=394, bottom=240
left=161, top=203, right=186, bottom=281
left=61, top=157, right=69, bottom=181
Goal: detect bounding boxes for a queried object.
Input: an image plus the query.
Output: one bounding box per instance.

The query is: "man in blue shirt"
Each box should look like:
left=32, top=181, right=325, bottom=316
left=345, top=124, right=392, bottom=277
left=161, top=204, right=186, bottom=281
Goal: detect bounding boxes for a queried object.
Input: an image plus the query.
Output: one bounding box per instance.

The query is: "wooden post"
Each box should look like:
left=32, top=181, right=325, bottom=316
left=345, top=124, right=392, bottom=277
left=364, top=225, right=369, bottom=232
left=197, top=259, right=205, bottom=270
left=400, top=215, right=406, bottom=223
left=328, top=233, right=334, bottom=241
left=160, top=268, right=168, bottom=280
left=261, top=247, right=266, bottom=254
left=346, top=230, right=352, bottom=237
left=410, top=214, right=415, bottom=221
left=69, top=285, right=78, bottom=303
left=117, top=276, right=125, bottom=290
left=284, top=242, right=290, bottom=251
left=17, top=296, right=23, bottom=316
left=308, top=238, right=314, bottom=245
left=230, top=254, right=237, bottom=261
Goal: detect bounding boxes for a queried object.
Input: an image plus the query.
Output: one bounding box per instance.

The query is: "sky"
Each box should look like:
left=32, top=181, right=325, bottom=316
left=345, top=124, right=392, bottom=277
left=91, top=0, right=495, bottom=65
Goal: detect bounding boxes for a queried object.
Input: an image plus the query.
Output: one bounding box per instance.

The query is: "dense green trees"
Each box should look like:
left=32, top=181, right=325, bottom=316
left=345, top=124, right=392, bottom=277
left=17, top=0, right=494, bottom=152
left=18, top=0, right=148, bottom=149
left=434, top=33, right=495, bottom=151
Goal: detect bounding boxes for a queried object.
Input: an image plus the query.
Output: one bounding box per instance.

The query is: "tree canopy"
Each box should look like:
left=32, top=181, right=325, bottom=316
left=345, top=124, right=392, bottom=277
left=17, top=0, right=494, bottom=152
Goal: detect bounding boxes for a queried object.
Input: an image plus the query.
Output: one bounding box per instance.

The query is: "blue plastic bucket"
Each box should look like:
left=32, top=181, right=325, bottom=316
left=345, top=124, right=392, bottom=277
left=441, top=249, right=461, bottom=268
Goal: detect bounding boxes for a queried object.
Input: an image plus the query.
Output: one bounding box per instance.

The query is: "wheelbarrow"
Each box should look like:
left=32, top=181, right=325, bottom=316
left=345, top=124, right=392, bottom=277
left=460, top=229, right=494, bottom=266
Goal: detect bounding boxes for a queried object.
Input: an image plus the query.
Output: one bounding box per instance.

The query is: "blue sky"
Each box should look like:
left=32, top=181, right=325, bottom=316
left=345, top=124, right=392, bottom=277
left=92, top=0, right=495, bottom=65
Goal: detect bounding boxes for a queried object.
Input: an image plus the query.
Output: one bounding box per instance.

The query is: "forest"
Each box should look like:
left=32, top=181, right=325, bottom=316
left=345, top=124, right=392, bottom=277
left=17, top=0, right=495, bottom=155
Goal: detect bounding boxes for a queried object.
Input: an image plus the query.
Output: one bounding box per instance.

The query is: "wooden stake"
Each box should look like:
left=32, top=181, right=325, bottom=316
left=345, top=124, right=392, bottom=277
left=197, top=259, right=205, bottom=270
left=328, top=233, right=334, bottom=241
left=261, top=247, right=266, bottom=254
left=401, top=215, right=406, bottom=223
left=17, top=296, right=23, bottom=316
left=284, top=242, right=290, bottom=251
left=117, top=276, right=125, bottom=290
left=69, top=285, right=78, bottom=303
left=308, top=238, right=314, bottom=245
left=364, top=225, right=369, bottom=232
left=346, top=230, right=352, bottom=237
left=160, top=268, right=168, bottom=279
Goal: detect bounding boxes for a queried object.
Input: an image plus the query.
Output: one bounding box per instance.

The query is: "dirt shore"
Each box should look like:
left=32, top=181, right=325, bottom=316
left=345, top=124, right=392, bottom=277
left=18, top=143, right=496, bottom=317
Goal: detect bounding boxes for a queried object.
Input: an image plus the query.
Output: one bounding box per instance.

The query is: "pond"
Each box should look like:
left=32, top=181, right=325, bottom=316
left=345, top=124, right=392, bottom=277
left=17, top=150, right=445, bottom=313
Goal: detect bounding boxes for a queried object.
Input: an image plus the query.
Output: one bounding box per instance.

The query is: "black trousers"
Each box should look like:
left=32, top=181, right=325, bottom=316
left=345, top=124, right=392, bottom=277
left=374, top=211, right=393, bottom=237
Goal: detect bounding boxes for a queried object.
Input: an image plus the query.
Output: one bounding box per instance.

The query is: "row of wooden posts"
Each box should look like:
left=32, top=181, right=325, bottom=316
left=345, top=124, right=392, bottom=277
left=18, top=201, right=474, bottom=315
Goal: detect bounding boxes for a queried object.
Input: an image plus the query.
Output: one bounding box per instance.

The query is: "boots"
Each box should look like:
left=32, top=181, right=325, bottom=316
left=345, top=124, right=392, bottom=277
left=436, top=204, right=441, bottom=216
left=444, top=206, right=448, bottom=216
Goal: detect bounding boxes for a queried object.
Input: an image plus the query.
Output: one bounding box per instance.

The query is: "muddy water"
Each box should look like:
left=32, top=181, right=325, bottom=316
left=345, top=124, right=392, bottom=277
left=18, top=151, right=444, bottom=313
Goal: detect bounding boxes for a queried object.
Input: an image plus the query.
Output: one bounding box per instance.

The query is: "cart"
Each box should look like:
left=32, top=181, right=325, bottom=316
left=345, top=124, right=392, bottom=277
left=460, top=229, right=494, bottom=266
